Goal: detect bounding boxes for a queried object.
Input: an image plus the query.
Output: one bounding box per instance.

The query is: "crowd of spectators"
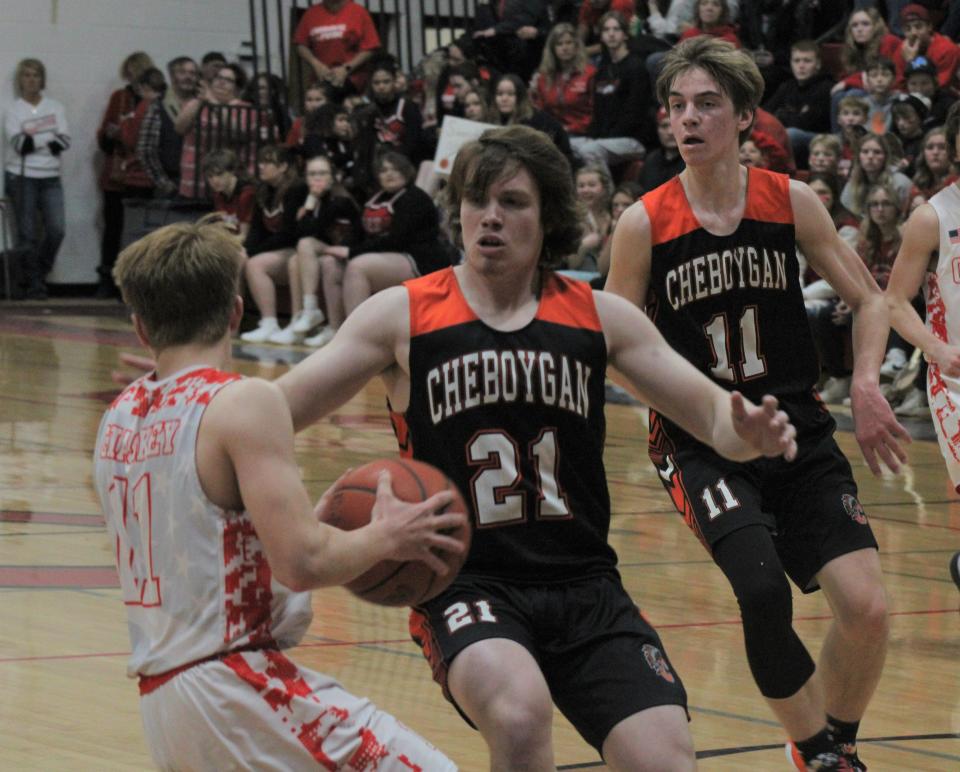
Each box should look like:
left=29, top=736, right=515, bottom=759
left=7, top=0, right=960, bottom=419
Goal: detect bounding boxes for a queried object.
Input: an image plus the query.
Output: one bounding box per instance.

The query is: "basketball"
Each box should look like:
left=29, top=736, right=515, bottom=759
left=317, top=458, right=472, bottom=606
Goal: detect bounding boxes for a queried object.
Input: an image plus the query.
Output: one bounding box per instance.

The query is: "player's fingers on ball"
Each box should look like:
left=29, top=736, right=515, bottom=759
left=432, top=512, right=468, bottom=534
left=420, top=551, right=450, bottom=576
left=422, top=489, right=455, bottom=514
left=428, top=533, right=468, bottom=555
left=375, top=469, right=394, bottom=499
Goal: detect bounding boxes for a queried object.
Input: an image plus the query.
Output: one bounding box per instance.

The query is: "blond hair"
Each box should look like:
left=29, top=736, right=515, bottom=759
left=113, top=217, right=244, bottom=350
left=121, top=51, right=154, bottom=82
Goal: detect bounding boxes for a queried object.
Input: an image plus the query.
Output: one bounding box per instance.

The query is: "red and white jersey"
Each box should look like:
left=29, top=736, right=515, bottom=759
left=926, top=184, right=960, bottom=348
left=93, top=367, right=312, bottom=679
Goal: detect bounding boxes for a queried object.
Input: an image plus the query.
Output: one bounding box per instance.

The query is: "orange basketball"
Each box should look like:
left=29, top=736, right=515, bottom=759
left=317, top=458, right=472, bottom=606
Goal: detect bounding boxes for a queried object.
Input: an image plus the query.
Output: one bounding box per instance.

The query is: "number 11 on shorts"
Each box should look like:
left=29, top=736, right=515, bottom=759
left=700, top=478, right=740, bottom=520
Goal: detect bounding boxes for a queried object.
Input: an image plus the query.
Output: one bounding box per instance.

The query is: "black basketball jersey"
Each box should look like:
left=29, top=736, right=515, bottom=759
left=643, top=167, right=825, bottom=445
left=391, top=268, right=617, bottom=584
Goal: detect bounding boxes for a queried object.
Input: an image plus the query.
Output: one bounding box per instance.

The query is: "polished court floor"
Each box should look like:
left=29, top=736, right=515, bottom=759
left=0, top=299, right=958, bottom=770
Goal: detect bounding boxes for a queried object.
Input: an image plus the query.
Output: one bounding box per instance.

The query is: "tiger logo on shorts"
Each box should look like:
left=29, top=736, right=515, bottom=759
left=842, top=493, right=867, bottom=524
left=642, top=644, right=676, bottom=683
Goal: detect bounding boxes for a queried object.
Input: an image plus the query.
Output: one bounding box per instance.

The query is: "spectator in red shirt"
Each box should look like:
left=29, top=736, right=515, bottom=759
left=678, top=0, right=741, bottom=48
left=894, top=4, right=959, bottom=89
left=530, top=23, right=596, bottom=140
left=293, top=0, right=381, bottom=98
left=576, top=0, right=635, bottom=57
left=202, top=149, right=255, bottom=241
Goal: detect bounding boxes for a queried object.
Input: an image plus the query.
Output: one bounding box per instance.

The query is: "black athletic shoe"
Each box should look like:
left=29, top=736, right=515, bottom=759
left=950, top=551, right=960, bottom=592
left=838, top=743, right=867, bottom=771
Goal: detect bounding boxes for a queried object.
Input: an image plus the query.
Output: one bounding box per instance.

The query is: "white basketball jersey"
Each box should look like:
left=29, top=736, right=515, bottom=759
left=926, top=184, right=960, bottom=347
left=93, top=367, right=312, bottom=678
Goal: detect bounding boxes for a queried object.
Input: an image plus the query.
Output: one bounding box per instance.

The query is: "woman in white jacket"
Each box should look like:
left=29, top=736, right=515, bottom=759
left=4, top=58, right=69, bottom=299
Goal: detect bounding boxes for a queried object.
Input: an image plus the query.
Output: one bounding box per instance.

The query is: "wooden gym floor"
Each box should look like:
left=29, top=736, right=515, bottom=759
left=1, top=299, right=958, bottom=770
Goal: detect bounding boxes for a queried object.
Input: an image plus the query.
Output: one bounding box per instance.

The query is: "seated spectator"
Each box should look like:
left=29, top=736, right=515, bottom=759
left=862, top=57, right=900, bottom=136
left=806, top=171, right=859, bottom=251
left=575, top=11, right=651, bottom=177
left=807, top=133, right=842, bottom=177
left=4, top=57, right=68, bottom=300
left=304, top=151, right=450, bottom=347
left=577, top=0, right=636, bottom=57
left=491, top=73, right=575, bottom=169
left=763, top=40, right=833, bottom=168
left=739, top=130, right=790, bottom=174
left=470, top=0, right=551, bottom=82
left=530, top=23, right=596, bottom=142
left=678, top=0, right=740, bottom=48
left=462, top=85, right=491, bottom=122
left=908, top=127, right=957, bottom=211
left=841, top=132, right=912, bottom=217
left=176, top=63, right=255, bottom=200
left=640, top=106, right=684, bottom=191
left=96, top=51, right=154, bottom=298
left=293, top=0, right=381, bottom=100
left=752, top=107, right=796, bottom=176
left=890, top=92, right=932, bottom=177
left=828, top=8, right=900, bottom=131
left=202, top=149, right=255, bottom=241
left=240, top=146, right=309, bottom=343
left=594, top=181, right=643, bottom=287
left=276, top=154, right=361, bottom=344
left=285, top=83, right=328, bottom=148
left=566, top=163, right=613, bottom=277
left=904, top=56, right=954, bottom=125
left=300, top=103, right=357, bottom=192
left=809, top=182, right=904, bottom=404
left=894, top=4, right=960, bottom=89
left=836, top=94, right=870, bottom=179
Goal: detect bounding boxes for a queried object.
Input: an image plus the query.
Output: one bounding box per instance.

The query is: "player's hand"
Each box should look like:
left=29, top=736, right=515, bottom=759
left=314, top=468, right=353, bottom=521
left=850, top=381, right=910, bottom=475
left=371, top=470, right=468, bottom=576
left=927, top=342, right=960, bottom=378
left=731, top=392, right=797, bottom=461
left=111, top=352, right=156, bottom=386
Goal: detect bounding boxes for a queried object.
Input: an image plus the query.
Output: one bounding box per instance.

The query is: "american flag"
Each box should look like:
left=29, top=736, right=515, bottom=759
left=950, top=228, right=960, bottom=245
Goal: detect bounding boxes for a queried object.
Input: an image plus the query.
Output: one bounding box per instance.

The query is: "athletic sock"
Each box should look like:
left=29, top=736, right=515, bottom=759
left=795, top=726, right=836, bottom=762
left=827, top=714, right=861, bottom=751
left=303, top=294, right=318, bottom=311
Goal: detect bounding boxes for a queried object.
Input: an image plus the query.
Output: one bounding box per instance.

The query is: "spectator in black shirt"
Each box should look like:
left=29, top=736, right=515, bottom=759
left=640, top=106, right=684, bottom=191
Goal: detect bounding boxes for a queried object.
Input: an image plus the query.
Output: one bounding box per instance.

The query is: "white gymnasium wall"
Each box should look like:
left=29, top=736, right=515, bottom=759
left=0, top=0, right=288, bottom=284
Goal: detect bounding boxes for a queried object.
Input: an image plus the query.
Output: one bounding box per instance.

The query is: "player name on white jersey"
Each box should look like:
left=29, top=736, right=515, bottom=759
left=426, top=349, right=592, bottom=424
left=665, top=246, right=788, bottom=311
left=98, top=419, right=181, bottom=463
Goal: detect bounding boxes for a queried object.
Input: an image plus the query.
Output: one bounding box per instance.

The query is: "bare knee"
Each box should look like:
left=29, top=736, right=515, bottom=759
left=835, top=584, right=889, bottom=641
left=481, top=694, right=553, bottom=764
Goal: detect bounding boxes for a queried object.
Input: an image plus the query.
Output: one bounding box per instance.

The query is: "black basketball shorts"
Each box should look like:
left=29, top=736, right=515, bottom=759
left=409, top=572, right=688, bottom=752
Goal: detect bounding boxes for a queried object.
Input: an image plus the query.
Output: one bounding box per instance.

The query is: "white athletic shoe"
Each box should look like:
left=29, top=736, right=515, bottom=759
left=290, top=309, right=325, bottom=334
left=894, top=387, right=929, bottom=417
left=240, top=319, right=280, bottom=343
left=268, top=325, right=300, bottom=345
left=818, top=376, right=851, bottom=404
left=305, top=326, right=336, bottom=348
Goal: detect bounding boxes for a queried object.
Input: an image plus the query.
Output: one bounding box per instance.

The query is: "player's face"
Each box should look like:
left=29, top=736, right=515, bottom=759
left=858, top=139, right=886, bottom=175
left=305, top=158, right=333, bottom=195
left=923, top=132, right=949, bottom=172
left=371, top=70, right=395, bottom=103
left=601, top=18, right=626, bottom=51
left=848, top=11, right=874, bottom=44
left=460, top=166, right=544, bottom=275
left=668, top=67, right=750, bottom=166
left=495, top=80, right=517, bottom=116
left=808, top=144, right=837, bottom=173
left=790, top=50, right=819, bottom=82
left=304, top=88, right=326, bottom=113
left=808, top=179, right=834, bottom=210
left=576, top=172, right=604, bottom=205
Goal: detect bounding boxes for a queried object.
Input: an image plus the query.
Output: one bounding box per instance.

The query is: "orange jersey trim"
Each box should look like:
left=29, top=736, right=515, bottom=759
left=644, top=167, right=794, bottom=248
left=404, top=268, right=602, bottom=337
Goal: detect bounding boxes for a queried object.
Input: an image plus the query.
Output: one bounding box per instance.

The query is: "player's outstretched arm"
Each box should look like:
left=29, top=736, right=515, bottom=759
left=277, top=286, right=410, bottom=432
left=206, top=377, right=465, bottom=591
left=596, top=290, right=797, bottom=462
left=888, top=203, right=960, bottom=377
left=792, top=179, right=910, bottom=474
